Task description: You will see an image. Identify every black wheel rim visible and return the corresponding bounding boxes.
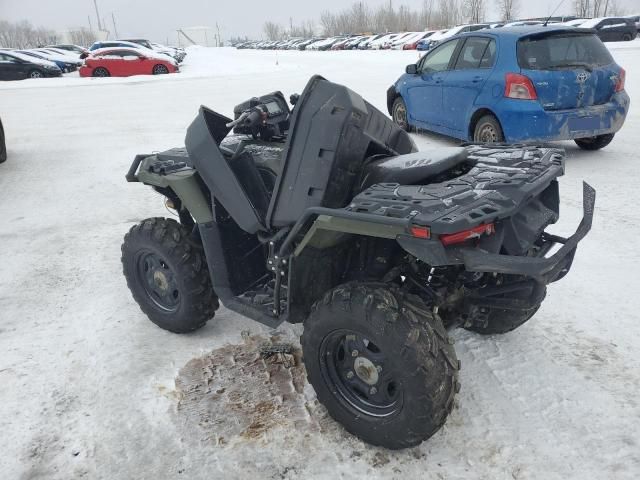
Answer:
[476,122,498,143]
[319,329,402,417]
[135,251,180,312]
[153,65,168,74]
[393,102,408,129]
[94,68,108,77]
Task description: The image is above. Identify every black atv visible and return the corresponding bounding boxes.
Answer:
[122,75,595,449]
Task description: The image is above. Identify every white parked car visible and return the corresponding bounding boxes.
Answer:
[369,33,399,50]
[385,32,415,49]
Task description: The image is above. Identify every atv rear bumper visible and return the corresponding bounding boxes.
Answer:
[459,182,595,284]
[394,182,594,285]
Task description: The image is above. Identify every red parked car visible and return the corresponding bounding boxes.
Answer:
[79,48,178,77]
[402,31,435,50]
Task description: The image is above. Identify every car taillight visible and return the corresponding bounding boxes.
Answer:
[615,67,626,92]
[504,73,537,100]
[409,225,431,239]
[440,223,495,246]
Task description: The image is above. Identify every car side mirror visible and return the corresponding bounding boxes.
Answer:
[139,56,147,60]
[406,64,418,74]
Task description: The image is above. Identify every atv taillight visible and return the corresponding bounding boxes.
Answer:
[440,223,495,246]
[615,67,626,92]
[410,225,431,239]
[504,73,537,100]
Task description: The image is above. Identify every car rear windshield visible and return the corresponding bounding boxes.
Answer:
[517,33,613,70]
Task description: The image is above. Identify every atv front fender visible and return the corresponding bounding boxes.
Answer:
[126,153,214,224]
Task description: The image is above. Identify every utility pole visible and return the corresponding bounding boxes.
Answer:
[88,15,93,32]
[93,0,103,30]
[216,23,221,47]
[111,13,119,38]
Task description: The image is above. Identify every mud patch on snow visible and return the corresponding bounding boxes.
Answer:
[173,332,323,446]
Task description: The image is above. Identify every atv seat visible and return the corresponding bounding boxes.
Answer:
[359,148,470,191]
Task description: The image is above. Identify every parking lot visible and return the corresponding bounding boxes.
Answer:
[1,42,639,479]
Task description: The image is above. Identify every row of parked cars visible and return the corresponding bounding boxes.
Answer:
[236,15,639,52]
[0,39,186,80]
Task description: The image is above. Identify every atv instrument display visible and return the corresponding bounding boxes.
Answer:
[122,75,595,449]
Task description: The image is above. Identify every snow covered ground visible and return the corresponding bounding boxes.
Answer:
[1,42,639,480]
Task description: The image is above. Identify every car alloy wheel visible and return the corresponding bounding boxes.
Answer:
[93,68,110,77]
[153,64,169,75]
[29,70,43,79]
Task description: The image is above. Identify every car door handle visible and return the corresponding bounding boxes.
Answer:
[471,76,484,83]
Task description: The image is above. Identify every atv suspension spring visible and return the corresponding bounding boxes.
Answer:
[426,267,449,289]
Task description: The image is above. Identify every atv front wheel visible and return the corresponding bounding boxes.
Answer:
[121,217,219,333]
[302,282,459,449]
[575,133,614,151]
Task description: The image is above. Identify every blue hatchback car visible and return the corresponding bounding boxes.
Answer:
[387,26,630,150]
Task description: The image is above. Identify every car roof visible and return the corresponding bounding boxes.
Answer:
[457,24,594,38]
[91,47,141,55]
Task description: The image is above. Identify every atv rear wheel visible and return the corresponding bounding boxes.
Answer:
[575,133,614,151]
[462,283,547,335]
[464,305,542,335]
[302,282,459,449]
[121,217,219,333]
[392,97,412,132]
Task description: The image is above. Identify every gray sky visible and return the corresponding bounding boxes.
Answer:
[0,0,635,43]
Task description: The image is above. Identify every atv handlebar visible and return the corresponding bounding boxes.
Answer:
[226,107,264,129]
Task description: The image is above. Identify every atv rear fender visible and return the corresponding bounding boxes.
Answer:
[290,182,594,285]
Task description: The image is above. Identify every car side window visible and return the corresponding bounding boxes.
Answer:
[420,39,460,74]
[454,37,492,70]
[0,54,19,63]
[479,39,496,68]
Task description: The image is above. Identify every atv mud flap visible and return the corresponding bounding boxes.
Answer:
[461,182,595,284]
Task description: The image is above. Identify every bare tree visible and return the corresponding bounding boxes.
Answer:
[605,0,626,15]
[0,19,57,48]
[574,0,591,17]
[263,21,283,41]
[497,0,519,21]
[463,0,486,23]
[420,0,436,29]
[69,28,97,47]
[290,20,315,38]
